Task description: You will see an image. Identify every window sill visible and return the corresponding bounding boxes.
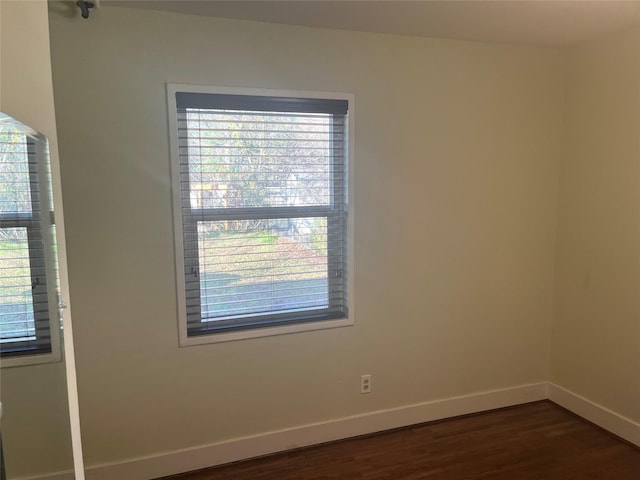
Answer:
[179,316,354,346]
[0,349,62,368]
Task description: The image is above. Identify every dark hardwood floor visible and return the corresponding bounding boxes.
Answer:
[160,401,640,479]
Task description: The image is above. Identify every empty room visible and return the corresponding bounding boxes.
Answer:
[0,1,638,479]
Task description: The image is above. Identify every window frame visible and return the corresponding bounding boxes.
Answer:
[167,84,354,346]
[0,125,61,368]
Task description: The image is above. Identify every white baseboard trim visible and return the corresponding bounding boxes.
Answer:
[21,382,640,480]
[547,382,640,447]
[80,383,546,480]
[14,470,74,480]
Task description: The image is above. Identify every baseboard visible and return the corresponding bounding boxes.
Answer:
[21,382,639,480]
[13,470,74,480]
[548,382,640,447]
[80,383,546,480]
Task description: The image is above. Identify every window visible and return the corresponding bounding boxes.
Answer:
[168,86,353,344]
[0,115,59,363]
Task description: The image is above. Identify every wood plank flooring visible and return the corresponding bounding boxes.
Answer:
[159,401,640,479]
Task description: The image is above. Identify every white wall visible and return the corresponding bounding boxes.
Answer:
[48,5,564,470]
[0,1,74,478]
[551,26,640,423]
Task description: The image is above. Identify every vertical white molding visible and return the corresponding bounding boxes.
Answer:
[38,0,87,475]
[50,69,87,480]
[0,0,86,477]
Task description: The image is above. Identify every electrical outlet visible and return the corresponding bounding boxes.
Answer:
[360,374,372,394]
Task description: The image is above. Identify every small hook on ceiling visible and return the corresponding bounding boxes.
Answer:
[76,0,96,19]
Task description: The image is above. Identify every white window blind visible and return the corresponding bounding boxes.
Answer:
[174,92,349,337]
[0,125,55,357]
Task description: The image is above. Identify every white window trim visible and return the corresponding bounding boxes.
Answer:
[166,84,355,346]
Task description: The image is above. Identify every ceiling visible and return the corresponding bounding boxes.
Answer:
[103,1,640,47]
